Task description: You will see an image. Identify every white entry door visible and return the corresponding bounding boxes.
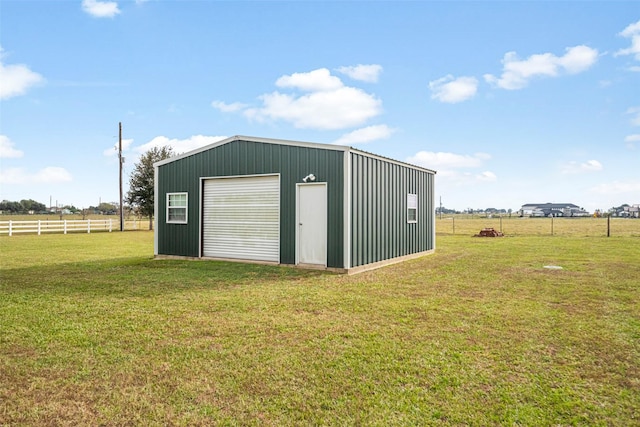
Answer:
[297,183,327,266]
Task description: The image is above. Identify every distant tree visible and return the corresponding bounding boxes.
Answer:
[96,202,117,214]
[20,199,34,212]
[126,146,174,230]
[32,200,47,212]
[0,200,21,213]
[20,199,46,212]
[0,199,46,213]
[435,206,458,215]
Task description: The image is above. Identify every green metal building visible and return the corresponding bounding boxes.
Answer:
[154,135,436,273]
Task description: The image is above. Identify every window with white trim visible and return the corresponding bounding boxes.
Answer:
[167,192,188,223]
[407,193,417,223]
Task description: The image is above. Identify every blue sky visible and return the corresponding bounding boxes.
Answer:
[1,1,639,212]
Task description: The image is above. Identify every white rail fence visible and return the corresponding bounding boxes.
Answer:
[0,219,142,236]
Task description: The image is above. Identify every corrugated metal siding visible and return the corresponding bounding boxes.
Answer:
[350,152,434,268]
[202,176,279,262]
[156,140,344,267]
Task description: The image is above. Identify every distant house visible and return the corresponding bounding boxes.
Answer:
[613,204,640,218]
[48,207,72,215]
[519,203,589,217]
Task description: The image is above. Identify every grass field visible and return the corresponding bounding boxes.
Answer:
[1,229,639,425]
[436,215,640,237]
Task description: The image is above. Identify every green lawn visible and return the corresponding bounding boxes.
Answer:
[1,232,638,425]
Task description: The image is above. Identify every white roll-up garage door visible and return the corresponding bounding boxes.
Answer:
[202,175,280,262]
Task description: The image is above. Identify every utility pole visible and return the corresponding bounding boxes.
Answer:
[119,122,124,232]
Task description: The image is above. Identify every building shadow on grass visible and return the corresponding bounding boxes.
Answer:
[1,257,331,298]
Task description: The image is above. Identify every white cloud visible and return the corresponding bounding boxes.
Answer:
[624,134,640,149]
[337,64,383,83]
[34,167,73,183]
[244,85,382,130]
[407,151,490,169]
[620,19,640,38]
[81,0,121,18]
[0,135,24,158]
[0,133,71,185]
[216,68,382,130]
[477,171,497,182]
[429,75,478,103]
[561,159,603,174]
[407,151,495,184]
[332,124,394,145]
[484,45,598,90]
[211,100,248,113]
[583,159,604,172]
[615,19,640,60]
[0,46,45,100]
[590,179,640,195]
[276,68,343,92]
[103,138,134,156]
[556,45,600,74]
[436,169,498,186]
[134,135,227,155]
[0,167,72,184]
[627,107,640,126]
